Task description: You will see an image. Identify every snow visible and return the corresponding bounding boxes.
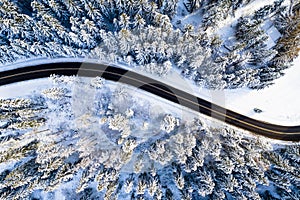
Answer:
[267,26,281,42]
[0,76,218,185]
[173,8,203,29]
[213,0,281,50]
[0,160,17,174]
[224,56,300,126]
[0,0,297,126]
[0,78,52,98]
[262,20,281,49]
[0,74,219,134]
[155,55,300,127]
[233,0,276,18]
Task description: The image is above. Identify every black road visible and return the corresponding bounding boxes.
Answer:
[0,62,299,141]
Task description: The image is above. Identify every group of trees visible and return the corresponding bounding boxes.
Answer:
[0,0,298,89]
[254,2,300,89]
[235,17,275,66]
[203,0,299,89]
[181,0,299,89]
[271,7,300,68]
[0,75,299,199]
[0,97,46,131]
[1,0,177,63]
[195,0,254,29]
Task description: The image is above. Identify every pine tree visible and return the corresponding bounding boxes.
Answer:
[48,0,70,22]
[202,1,231,29]
[81,0,102,20]
[133,14,146,30]
[162,0,179,18]
[62,0,83,17]
[184,0,202,13]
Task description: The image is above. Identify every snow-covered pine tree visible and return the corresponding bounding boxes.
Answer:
[61,0,83,18]
[161,0,179,18]
[202,1,231,29]
[81,0,102,21]
[184,0,202,13]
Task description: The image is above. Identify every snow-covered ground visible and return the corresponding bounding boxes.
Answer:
[0,1,299,199]
[224,56,300,126]
[0,78,51,98]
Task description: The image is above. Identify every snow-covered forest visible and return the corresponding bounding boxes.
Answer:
[1,0,300,199]
[0,75,299,199]
[0,0,299,89]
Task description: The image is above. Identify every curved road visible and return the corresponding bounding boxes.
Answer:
[0,62,300,142]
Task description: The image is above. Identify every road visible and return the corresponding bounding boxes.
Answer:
[0,62,299,142]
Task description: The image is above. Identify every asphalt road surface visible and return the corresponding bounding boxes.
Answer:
[0,62,299,142]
